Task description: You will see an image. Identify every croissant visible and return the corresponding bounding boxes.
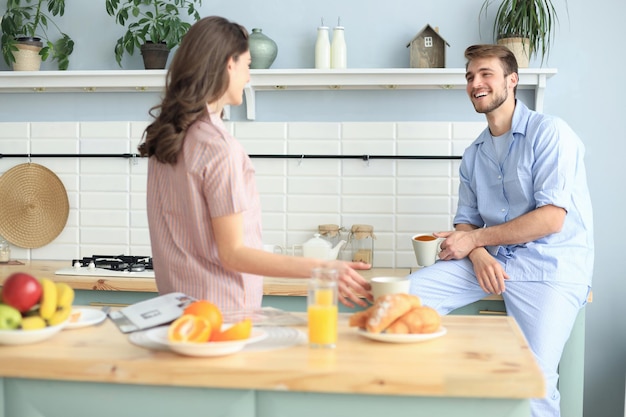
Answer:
[348,306,374,328]
[364,293,422,334]
[385,306,441,334]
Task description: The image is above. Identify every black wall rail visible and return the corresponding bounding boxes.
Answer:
[0,153,462,160]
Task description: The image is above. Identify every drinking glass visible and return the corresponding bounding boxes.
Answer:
[307,268,338,349]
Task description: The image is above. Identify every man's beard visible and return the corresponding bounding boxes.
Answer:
[473,86,508,114]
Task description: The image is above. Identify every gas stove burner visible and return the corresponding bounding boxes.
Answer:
[72,255,153,272]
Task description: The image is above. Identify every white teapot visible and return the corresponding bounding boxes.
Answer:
[301,233,346,260]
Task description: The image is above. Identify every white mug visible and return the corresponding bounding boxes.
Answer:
[263,244,284,254]
[370,276,411,301]
[411,234,442,267]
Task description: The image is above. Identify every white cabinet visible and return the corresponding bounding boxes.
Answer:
[0,68,556,120]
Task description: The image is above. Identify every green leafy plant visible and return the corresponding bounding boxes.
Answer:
[480,0,563,64]
[1,0,74,70]
[105,0,202,67]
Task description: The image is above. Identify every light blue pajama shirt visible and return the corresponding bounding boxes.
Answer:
[409,100,594,417]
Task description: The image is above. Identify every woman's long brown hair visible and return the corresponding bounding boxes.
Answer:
[138,16,249,164]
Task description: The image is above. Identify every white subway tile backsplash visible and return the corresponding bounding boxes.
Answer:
[397,178,450,196]
[80,122,129,138]
[288,123,340,139]
[342,196,394,214]
[31,122,78,138]
[397,140,451,155]
[0,123,29,138]
[234,122,286,139]
[288,195,340,213]
[342,122,395,139]
[80,174,129,192]
[342,140,395,155]
[397,196,451,214]
[4,120,467,267]
[31,139,79,154]
[397,122,451,139]
[80,192,129,210]
[288,177,339,194]
[81,210,129,227]
[80,138,129,153]
[288,140,340,155]
[341,178,395,195]
[80,228,129,245]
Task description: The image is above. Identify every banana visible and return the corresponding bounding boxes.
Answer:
[38,278,58,320]
[21,316,47,330]
[55,282,75,310]
[47,283,75,326]
[48,307,72,327]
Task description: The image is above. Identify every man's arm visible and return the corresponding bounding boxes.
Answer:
[438,204,566,260]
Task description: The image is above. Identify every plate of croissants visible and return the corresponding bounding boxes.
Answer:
[349,293,447,343]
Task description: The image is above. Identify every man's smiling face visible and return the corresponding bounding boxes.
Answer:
[465,57,514,115]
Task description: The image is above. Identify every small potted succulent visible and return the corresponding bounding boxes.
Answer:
[1,0,74,70]
[480,0,562,67]
[105,0,202,69]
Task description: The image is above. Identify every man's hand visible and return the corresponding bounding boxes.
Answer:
[468,248,509,294]
[435,230,478,260]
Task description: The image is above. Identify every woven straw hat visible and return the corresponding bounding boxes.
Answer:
[0,163,69,248]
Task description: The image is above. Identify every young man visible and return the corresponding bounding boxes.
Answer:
[408,44,594,417]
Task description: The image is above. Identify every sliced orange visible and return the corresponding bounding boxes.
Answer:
[168,314,212,343]
[184,300,223,333]
[211,318,252,342]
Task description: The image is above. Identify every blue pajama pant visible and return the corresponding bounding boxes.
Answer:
[408,257,590,417]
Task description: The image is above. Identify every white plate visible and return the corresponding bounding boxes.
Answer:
[145,326,267,357]
[0,321,67,345]
[65,308,107,330]
[357,326,447,343]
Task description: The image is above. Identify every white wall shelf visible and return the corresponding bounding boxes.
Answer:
[0,68,556,119]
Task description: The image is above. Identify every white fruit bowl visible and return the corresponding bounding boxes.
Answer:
[0,321,67,346]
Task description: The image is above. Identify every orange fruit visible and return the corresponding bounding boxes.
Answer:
[168,314,212,343]
[183,300,223,332]
[211,318,252,342]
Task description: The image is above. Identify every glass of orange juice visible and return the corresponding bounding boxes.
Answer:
[307,268,338,349]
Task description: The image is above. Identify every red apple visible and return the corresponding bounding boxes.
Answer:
[1,272,43,313]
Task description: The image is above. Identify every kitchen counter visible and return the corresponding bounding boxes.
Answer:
[0,260,504,299]
[0,312,544,417]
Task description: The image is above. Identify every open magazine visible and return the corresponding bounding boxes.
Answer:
[108,292,306,333]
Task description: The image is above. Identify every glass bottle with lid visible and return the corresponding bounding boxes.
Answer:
[330,18,347,69]
[348,224,375,267]
[314,19,330,69]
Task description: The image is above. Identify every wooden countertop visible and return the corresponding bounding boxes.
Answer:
[0,260,505,300]
[0,311,544,399]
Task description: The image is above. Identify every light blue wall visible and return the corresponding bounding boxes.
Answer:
[1,1,625,416]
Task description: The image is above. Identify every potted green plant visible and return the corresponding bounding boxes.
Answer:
[105,0,202,69]
[479,0,562,67]
[1,0,74,71]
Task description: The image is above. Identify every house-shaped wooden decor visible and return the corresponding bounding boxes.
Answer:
[406,24,450,68]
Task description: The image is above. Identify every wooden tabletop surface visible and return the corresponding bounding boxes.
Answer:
[0,310,544,399]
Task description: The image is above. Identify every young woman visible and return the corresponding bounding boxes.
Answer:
[138,16,372,311]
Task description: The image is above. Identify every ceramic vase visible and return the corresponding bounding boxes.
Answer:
[140,42,170,70]
[248,28,278,69]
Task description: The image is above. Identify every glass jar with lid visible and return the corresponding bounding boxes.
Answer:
[0,235,10,263]
[317,224,345,249]
[348,224,375,267]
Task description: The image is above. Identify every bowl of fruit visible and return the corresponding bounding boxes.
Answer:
[0,272,75,345]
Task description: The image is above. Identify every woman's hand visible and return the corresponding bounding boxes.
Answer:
[323,260,373,308]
